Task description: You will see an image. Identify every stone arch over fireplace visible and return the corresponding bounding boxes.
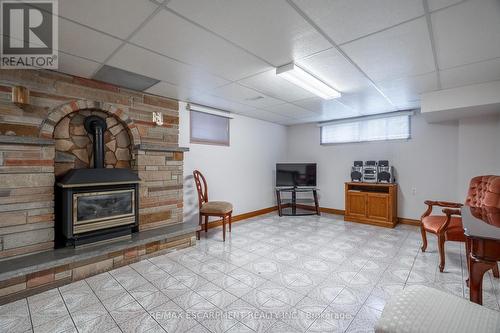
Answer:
[40,100,141,145]
[41,100,141,178]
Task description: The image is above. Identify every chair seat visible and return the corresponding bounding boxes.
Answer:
[422,215,465,241]
[200,201,233,214]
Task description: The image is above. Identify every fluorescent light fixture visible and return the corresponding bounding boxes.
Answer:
[276,63,341,100]
[187,103,234,118]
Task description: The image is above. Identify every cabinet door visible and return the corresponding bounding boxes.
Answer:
[366,193,390,221]
[347,192,366,218]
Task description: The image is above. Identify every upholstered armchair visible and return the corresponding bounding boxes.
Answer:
[421,175,500,273]
[193,170,233,241]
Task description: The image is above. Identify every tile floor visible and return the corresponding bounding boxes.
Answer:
[1,213,500,333]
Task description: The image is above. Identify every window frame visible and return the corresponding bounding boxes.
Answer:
[189,110,231,146]
[319,113,412,145]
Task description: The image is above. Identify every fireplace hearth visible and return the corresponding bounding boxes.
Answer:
[55,115,141,247]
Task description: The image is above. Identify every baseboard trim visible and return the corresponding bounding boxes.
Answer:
[398,218,421,226]
[293,204,344,215]
[204,204,420,229]
[319,207,345,215]
[293,204,420,226]
[206,206,278,229]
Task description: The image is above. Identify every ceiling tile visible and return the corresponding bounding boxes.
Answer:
[293,97,359,119]
[341,18,435,82]
[57,53,101,78]
[207,83,284,108]
[293,0,424,44]
[296,48,372,93]
[186,93,257,114]
[440,58,500,89]
[239,69,315,102]
[427,0,463,12]
[337,86,395,116]
[236,109,295,124]
[145,81,195,101]
[167,0,331,66]
[59,0,158,39]
[432,0,500,69]
[59,18,122,62]
[377,72,438,108]
[294,114,337,123]
[131,10,270,81]
[261,103,316,119]
[107,44,229,91]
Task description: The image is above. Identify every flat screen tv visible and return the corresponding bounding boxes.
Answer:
[276,163,317,187]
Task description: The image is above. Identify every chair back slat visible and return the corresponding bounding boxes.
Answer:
[193,170,208,209]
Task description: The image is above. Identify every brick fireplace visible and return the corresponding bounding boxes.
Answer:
[0,70,195,303]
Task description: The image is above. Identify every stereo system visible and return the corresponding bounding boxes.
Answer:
[363,160,378,183]
[377,160,394,183]
[350,160,395,183]
[350,161,363,182]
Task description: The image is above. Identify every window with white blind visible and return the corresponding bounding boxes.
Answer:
[190,110,230,146]
[320,113,411,145]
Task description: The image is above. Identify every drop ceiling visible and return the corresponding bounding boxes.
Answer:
[50,0,500,125]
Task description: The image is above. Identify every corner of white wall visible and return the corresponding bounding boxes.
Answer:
[178,103,289,221]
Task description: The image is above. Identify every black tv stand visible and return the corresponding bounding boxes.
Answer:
[275,187,320,216]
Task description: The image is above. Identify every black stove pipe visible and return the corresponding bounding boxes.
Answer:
[84,116,107,169]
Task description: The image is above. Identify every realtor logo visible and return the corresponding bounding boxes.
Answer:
[1,0,58,69]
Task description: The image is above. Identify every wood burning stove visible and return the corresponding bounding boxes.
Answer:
[55,115,140,247]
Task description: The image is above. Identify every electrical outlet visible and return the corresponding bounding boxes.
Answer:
[412,188,417,196]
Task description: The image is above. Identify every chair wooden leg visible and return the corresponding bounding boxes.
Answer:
[493,262,499,278]
[228,213,232,232]
[222,215,226,242]
[438,234,446,272]
[466,239,471,287]
[197,213,202,240]
[420,225,428,252]
[204,215,208,233]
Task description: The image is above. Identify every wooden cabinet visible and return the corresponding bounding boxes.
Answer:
[346,191,366,218]
[344,182,397,228]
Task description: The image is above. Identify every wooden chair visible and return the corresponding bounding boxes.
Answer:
[421,175,500,274]
[193,170,233,241]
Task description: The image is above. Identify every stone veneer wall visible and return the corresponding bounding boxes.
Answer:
[0,69,186,260]
[54,110,132,177]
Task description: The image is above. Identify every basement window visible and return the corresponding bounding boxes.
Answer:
[190,110,230,146]
[320,112,411,145]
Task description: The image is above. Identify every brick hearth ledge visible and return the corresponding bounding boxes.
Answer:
[0,220,200,305]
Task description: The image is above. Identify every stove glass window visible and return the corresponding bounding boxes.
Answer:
[75,190,134,223]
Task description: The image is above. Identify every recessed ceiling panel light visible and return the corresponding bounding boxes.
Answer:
[276,63,341,100]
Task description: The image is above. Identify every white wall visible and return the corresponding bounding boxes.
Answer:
[457,115,500,199]
[179,102,287,221]
[179,100,500,222]
[286,113,500,220]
